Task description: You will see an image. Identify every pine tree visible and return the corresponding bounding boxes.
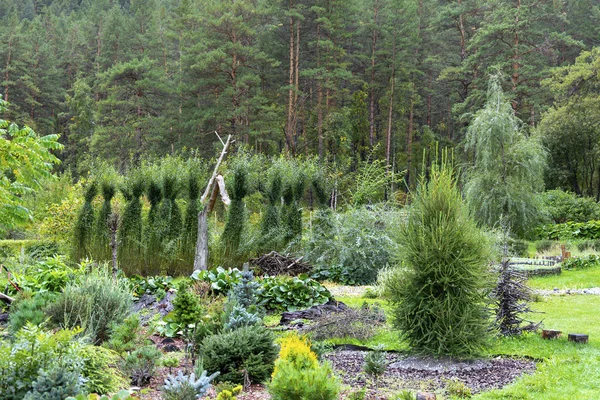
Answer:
[385,160,492,357]
[118,175,145,275]
[93,180,116,262]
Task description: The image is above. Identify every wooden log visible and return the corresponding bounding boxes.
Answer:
[0,292,14,304]
[568,334,589,344]
[416,393,436,400]
[542,329,562,340]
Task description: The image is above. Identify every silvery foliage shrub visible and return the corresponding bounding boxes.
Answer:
[306,206,400,285]
[0,323,86,400]
[224,267,263,331]
[23,367,84,400]
[163,370,220,399]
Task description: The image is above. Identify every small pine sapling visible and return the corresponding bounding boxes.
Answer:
[363,345,387,377]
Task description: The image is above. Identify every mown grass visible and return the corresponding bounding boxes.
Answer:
[528,264,600,290]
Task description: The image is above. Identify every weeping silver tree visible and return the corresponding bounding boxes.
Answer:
[464,75,546,237]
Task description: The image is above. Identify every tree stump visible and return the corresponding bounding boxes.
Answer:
[568,334,589,344]
[416,393,436,400]
[542,329,562,340]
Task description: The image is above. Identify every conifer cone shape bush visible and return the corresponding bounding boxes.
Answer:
[94,181,116,261]
[73,182,97,261]
[222,166,248,264]
[118,177,145,275]
[182,174,200,268]
[385,163,492,357]
[145,179,163,276]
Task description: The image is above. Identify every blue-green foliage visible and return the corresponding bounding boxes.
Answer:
[0,324,86,400]
[306,207,397,285]
[163,370,220,399]
[23,367,83,400]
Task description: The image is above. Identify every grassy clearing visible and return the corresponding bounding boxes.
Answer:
[528,265,600,289]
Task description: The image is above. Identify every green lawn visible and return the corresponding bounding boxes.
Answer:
[528,265,600,290]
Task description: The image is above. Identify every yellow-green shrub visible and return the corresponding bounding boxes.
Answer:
[269,333,340,400]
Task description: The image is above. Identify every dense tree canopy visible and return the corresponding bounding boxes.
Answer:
[0,0,596,183]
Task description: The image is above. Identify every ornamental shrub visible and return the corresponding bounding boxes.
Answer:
[200,325,278,384]
[222,166,248,264]
[181,173,200,269]
[23,366,82,400]
[268,332,340,400]
[119,176,145,275]
[385,163,492,357]
[540,189,600,224]
[46,268,132,344]
[80,346,128,395]
[94,181,116,262]
[172,281,202,331]
[73,182,97,261]
[0,324,86,400]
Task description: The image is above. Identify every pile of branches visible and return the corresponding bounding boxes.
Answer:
[280,302,385,340]
[250,251,312,277]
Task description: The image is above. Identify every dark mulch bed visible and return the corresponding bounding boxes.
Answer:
[323,350,537,398]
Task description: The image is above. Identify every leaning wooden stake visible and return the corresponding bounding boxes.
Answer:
[193,134,233,271]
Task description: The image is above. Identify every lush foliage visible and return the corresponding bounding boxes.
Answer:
[385,163,492,357]
[540,190,600,224]
[562,255,600,271]
[200,325,278,384]
[0,324,85,400]
[0,99,63,231]
[538,220,600,240]
[259,275,331,312]
[46,269,132,343]
[306,206,398,285]
[363,345,388,377]
[464,76,546,237]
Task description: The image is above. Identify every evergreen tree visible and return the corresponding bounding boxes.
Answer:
[464,75,546,237]
[93,180,116,261]
[118,175,145,275]
[222,165,248,264]
[385,160,492,357]
[73,181,97,261]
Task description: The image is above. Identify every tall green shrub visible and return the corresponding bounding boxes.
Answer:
[145,179,163,276]
[93,181,116,261]
[385,163,492,357]
[181,174,200,268]
[160,175,182,274]
[118,177,144,275]
[260,171,282,250]
[222,166,248,264]
[73,182,97,261]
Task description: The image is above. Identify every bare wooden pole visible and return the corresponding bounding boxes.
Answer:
[194,134,234,271]
[0,292,14,304]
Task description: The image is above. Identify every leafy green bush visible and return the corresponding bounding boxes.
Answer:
[535,240,555,253]
[192,267,243,293]
[540,189,600,224]
[538,220,600,240]
[562,255,600,270]
[0,324,86,400]
[385,164,492,357]
[508,238,528,257]
[80,346,128,395]
[11,295,54,336]
[23,367,82,400]
[305,206,398,285]
[46,269,132,343]
[259,274,331,312]
[200,325,278,384]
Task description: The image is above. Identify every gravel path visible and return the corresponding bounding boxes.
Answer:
[323,350,536,397]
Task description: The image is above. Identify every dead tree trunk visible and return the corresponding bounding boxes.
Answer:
[193,134,233,271]
[0,292,14,305]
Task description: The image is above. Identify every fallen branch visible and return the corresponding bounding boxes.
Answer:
[0,292,14,304]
